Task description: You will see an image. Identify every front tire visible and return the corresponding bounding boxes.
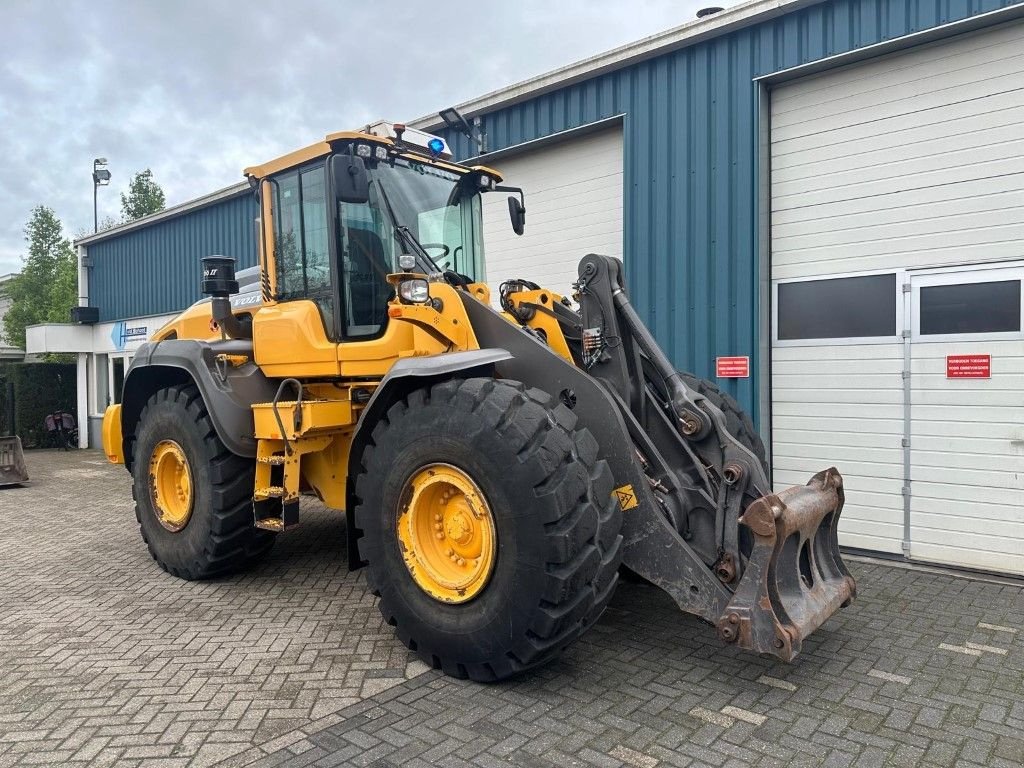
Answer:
[132,385,275,579]
[355,378,623,682]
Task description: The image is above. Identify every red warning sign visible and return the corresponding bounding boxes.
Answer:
[716,356,750,378]
[946,354,990,379]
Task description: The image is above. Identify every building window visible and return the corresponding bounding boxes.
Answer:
[919,280,1021,336]
[93,354,109,412]
[777,274,897,341]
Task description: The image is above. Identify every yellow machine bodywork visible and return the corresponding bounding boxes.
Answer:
[103,128,529,530]
[108,270,569,528]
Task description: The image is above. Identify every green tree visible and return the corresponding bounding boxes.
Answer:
[120,168,166,221]
[2,206,77,349]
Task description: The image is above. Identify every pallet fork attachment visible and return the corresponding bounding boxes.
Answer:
[717,468,856,660]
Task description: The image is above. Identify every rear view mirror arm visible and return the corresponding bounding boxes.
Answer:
[494,185,524,206]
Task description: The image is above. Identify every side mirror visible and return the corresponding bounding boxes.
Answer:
[330,154,370,204]
[507,196,526,236]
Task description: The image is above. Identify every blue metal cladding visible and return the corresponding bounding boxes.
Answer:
[436,0,1017,422]
[87,191,259,322]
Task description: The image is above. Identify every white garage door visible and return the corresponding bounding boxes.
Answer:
[769,21,1024,573]
[480,126,623,301]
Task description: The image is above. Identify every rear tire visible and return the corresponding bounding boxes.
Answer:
[355,378,623,682]
[132,385,275,579]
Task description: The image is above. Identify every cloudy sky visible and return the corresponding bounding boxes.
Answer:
[0,0,709,275]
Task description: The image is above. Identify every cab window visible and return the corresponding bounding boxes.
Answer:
[272,163,336,337]
[338,201,393,338]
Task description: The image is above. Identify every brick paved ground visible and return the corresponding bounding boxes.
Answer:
[0,450,1021,768]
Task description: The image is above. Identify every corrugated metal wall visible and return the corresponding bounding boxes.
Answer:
[87,192,259,322]
[435,0,1018,420]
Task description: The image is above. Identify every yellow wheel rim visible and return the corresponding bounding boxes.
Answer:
[148,439,194,532]
[396,463,497,604]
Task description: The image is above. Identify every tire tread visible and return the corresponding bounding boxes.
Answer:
[355,377,623,682]
[133,384,274,580]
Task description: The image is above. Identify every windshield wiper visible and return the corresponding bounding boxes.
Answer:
[371,179,442,274]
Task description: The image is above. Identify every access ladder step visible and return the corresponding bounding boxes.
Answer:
[253,499,299,532]
[254,486,285,500]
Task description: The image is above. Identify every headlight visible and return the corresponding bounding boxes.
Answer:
[355,144,372,158]
[399,278,430,304]
[398,253,416,271]
[374,145,388,161]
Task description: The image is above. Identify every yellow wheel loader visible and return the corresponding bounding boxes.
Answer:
[103,124,856,681]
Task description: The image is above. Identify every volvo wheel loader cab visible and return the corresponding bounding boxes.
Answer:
[103,123,856,681]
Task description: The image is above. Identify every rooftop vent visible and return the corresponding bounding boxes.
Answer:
[696,6,724,17]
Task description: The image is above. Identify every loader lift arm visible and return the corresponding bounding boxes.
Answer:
[477,255,856,661]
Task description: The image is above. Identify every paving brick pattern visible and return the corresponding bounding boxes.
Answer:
[1,451,1022,768]
[0,451,422,768]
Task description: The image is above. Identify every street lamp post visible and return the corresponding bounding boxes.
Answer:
[92,158,111,232]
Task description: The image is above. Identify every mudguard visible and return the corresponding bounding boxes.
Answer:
[120,338,277,463]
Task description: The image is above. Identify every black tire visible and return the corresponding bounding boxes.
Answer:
[678,371,767,472]
[132,384,275,579]
[355,378,623,682]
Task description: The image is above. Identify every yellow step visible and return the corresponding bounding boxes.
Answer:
[254,486,284,500]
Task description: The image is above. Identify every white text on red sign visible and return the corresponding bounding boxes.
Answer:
[946,354,990,379]
[716,356,750,378]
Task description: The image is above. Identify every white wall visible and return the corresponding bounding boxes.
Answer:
[480,126,624,301]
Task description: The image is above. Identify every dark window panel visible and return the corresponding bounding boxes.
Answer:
[778,274,897,340]
[919,280,1021,335]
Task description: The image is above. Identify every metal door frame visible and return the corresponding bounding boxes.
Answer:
[901,259,1024,559]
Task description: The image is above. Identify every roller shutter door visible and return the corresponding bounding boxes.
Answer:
[480,126,623,301]
[769,21,1024,573]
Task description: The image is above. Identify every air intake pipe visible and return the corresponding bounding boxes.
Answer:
[201,256,251,340]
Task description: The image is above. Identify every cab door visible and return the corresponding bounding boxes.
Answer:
[253,163,343,378]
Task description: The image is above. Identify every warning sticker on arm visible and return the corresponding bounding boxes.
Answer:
[613,484,638,511]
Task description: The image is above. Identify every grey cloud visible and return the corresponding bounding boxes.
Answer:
[0,0,705,274]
